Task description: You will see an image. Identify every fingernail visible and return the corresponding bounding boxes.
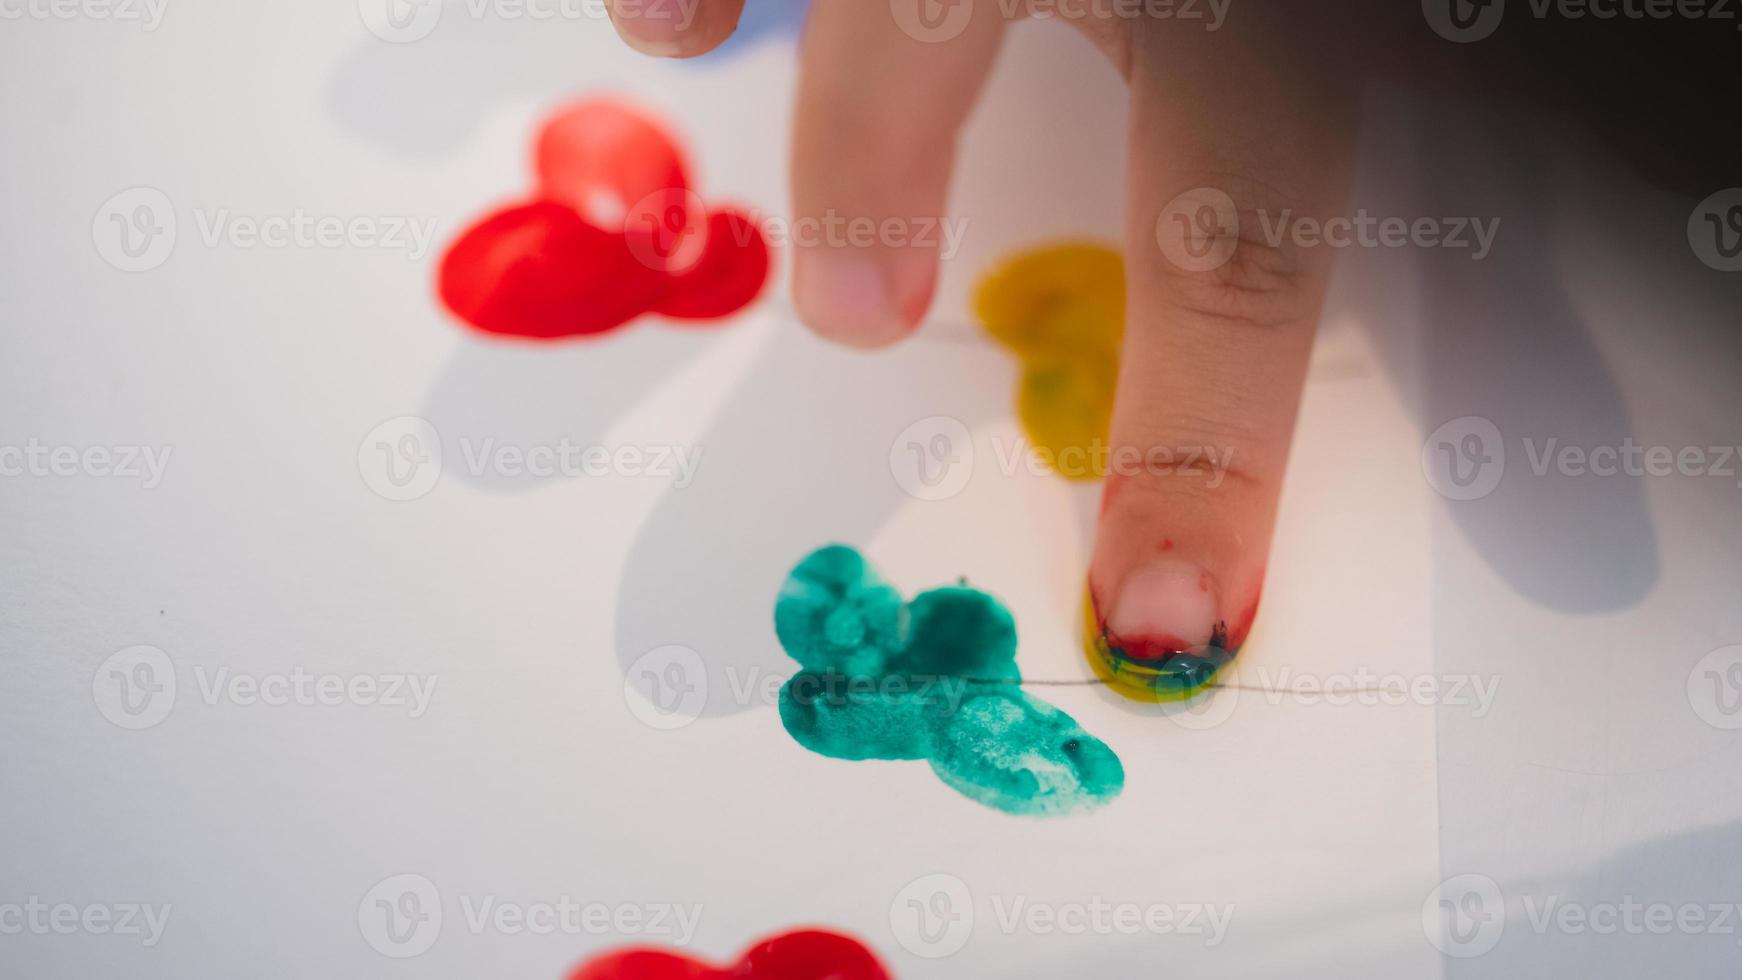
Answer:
[1091,560,1232,697]
[792,253,922,349]
[608,7,692,57]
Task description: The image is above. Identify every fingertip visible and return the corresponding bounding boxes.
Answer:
[791,252,933,349]
[607,0,742,58]
[1102,559,1221,657]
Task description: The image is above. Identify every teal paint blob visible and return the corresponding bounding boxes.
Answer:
[774,545,1124,817]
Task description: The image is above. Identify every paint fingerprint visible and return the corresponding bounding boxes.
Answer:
[568,927,888,980]
[439,99,770,340]
[974,242,1123,481]
[775,545,1124,818]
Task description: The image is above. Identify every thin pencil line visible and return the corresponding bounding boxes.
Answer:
[962,677,1399,695]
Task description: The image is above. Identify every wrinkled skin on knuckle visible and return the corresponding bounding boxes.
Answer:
[1160,227,1314,330]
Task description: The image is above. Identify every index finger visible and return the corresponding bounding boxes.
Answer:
[605,0,746,57]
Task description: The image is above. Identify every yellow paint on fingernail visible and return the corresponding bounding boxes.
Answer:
[1080,586,1225,704]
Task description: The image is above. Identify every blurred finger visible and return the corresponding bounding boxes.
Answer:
[789,0,1009,347]
[605,0,746,57]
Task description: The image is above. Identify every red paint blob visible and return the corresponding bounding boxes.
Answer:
[568,929,889,980]
[653,210,772,321]
[535,101,691,223]
[439,201,664,339]
[439,99,770,340]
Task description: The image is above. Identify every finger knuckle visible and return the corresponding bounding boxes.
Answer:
[1160,230,1314,330]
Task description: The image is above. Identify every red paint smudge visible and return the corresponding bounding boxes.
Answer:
[440,100,770,340]
[568,929,889,980]
[1103,629,1195,660]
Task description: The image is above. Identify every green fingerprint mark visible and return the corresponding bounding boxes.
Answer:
[775,545,1124,817]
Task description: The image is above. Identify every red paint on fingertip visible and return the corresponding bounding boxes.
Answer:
[1103,629,1196,661]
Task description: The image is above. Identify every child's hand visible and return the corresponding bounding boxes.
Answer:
[606,0,1359,684]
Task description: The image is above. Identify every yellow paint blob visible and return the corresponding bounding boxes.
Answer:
[974,243,1124,482]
